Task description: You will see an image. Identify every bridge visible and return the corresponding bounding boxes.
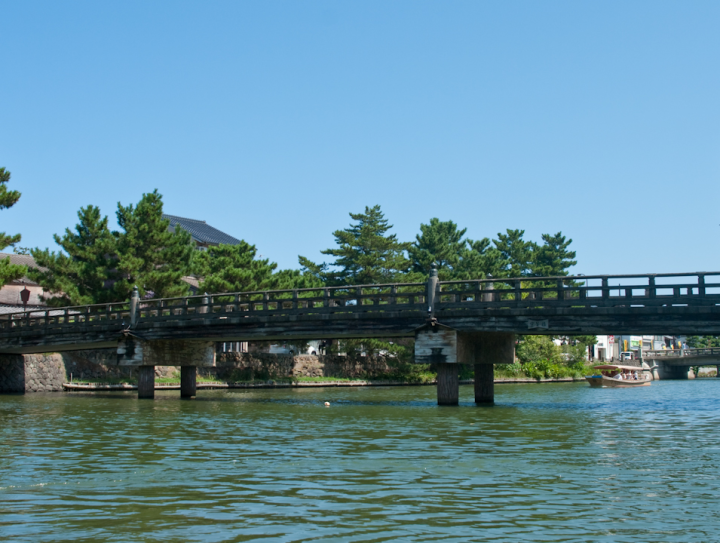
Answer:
[1,267,719,404]
[644,347,720,379]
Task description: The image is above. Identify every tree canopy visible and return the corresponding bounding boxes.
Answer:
[114,190,195,299]
[408,218,467,278]
[299,205,411,285]
[30,206,119,306]
[194,242,321,293]
[31,190,196,304]
[0,167,27,286]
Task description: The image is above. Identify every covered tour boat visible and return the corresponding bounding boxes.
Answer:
[585,365,652,388]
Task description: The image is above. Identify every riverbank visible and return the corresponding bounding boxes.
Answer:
[2,349,595,394]
[63,376,587,391]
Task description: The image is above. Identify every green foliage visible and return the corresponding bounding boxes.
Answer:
[455,238,505,279]
[407,223,577,282]
[408,218,467,278]
[686,335,720,348]
[299,205,411,285]
[509,334,592,379]
[29,206,120,306]
[32,190,196,303]
[516,335,563,366]
[193,242,323,298]
[531,232,577,277]
[493,229,536,278]
[0,167,27,286]
[114,190,195,299]
[194,242,279,293]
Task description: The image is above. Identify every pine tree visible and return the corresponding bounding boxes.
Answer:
[531,232,577,277]
[493,229,537,278]
[29,206,120,306]
[455,238,505,279]
[0,167,27,286]
[299,205,411,285]
[194,242,280,293]
[408,218,467,278]
[114,190,195,299]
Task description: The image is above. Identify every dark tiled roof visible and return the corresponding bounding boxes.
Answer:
[163,214,241,246]
[0,253,44,284]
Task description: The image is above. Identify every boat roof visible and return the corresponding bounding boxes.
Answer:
[594,364,646,371]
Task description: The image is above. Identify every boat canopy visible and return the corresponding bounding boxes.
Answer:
[593,364,648,371]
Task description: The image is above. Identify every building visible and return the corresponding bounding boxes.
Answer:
[163,214,242,250]
[0,215,242,311]
[0,253,50,314]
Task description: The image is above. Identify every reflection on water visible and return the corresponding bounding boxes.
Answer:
[1,381,720,542]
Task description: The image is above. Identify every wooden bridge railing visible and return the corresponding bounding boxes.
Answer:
[0,271,718,337]
[433,272,720,312]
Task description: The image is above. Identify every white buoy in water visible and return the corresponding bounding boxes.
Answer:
[324,402,330,407]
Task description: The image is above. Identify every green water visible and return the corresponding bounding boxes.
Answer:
[1,381,719,542]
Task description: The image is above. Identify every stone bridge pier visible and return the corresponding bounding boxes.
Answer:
[415,324,515,405]
[117,338,215,399]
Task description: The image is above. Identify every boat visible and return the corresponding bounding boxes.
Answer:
[585,364,652,388]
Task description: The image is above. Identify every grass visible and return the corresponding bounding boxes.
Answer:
[67,362,594,387]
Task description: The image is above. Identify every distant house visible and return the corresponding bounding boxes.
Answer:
[163,214,242,296]
[0,216,242,311]
[0,253,49,314]
[163,214,242,250]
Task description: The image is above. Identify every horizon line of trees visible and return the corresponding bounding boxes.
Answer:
[0,170,577,307]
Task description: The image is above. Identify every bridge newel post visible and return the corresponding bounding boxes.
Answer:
[648,276,656,300]
[181,366,197,398]
[427,264,438,317]
[130,286,139,328]
[138,366,155,399]
[482,275,494,303]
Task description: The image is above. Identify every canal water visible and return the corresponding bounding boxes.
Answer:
[1,380,719,542]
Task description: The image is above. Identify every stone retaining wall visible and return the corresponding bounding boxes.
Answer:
[0,349,403,393]
[207,353,398,381]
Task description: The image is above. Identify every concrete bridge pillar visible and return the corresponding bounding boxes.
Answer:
[181,366,197,398]
[117,338,214,399]
[436,363,459,405]
[138,366,155,399]
[471,332,515,404]
[415,324,514,406]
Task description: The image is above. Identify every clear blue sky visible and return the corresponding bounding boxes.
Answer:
[1,1,718,275]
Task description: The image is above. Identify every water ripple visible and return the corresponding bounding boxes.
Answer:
[1,381,720,541]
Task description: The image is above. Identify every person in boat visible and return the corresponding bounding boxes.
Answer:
[616,372,623,380]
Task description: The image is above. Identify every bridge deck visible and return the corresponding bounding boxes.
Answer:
[2,272,720,354]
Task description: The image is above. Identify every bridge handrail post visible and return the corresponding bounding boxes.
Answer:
[601,277,609,302]
[514,281,521,304]
[647,276,656,300]
[698,274,706,297]
[129,286,139,327]
[427,264,438,317]
[482,275,494,303]
[557,279,564,301]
